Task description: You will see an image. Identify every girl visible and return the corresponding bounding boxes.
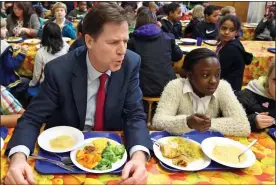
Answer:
[161,2,183,39]
[152,48,250,137]
[184,5,204,38]
[6,2,40,38]
[216,15,253,91]
[236,60,275,132]
[192,5,220,39]
[29,22,69,86]
[128,8,183,97]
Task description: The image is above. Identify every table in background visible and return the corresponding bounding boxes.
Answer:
[241,25,256,41]
[1,128,275,184]
[179,41,275,85]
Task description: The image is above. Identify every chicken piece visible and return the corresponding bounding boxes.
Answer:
[84,145,96,153]
[172,155,188,167]
[160,144,181,159]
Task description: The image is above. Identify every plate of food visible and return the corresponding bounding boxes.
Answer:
[70,137,127,173]
[24,38,41,45]
[243,23,258,28]
[6,37,23,43]
[203,40,218,46]
[201,137,256,168]
[0,137,4,151]
[62,37,72,42]
[153,136,211,171]
[38,126,84,153]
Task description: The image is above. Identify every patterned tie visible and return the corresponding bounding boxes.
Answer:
[94,74,108,131]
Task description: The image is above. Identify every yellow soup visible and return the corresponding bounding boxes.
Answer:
[212,145,246,164]
[49,135,75,150]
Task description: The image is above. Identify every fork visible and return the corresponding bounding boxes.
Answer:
[50,153,73,165]
[238,139,257,162]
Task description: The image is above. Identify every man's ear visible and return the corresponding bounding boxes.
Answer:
[84,34,95,49]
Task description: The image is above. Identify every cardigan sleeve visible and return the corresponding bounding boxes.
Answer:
[152,79,193,135]
[29,14,41,30]
[209,80,251,137]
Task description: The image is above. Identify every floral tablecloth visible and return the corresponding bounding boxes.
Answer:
[1,128,275,185]
[241,26,256,41]
[180,41,275,85]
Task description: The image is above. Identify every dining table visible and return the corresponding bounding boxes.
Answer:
[1,128,275,185]
[178,40,275,86]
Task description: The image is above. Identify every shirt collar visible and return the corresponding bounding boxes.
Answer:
[182,78,217,98]
[86,51,111,81]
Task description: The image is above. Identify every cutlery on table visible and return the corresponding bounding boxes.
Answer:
[50,153,73,165]
[29,154,74,172]
[238,139,257,162]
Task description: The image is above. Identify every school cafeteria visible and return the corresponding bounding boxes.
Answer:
[0,1,275,185]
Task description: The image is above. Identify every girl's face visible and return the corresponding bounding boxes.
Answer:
[55,8,66,19]
[188,57,221,98]
[206,10,220,24]
[13,3,23,18]
[169,7,182,22]
[219,20,238,43]
[268,67,276,100]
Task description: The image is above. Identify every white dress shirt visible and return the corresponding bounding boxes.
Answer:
[9,51,150,159]
[183,78,217,115]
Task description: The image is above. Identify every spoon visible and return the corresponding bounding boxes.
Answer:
[238,139,257,162]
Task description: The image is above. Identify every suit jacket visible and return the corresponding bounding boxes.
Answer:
[6,46,153,155]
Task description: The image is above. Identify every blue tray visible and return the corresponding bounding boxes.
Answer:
[267,48,275,53]
[151,130,233,171]
[268,128,275,140]
[0,127,8,139]
[35,132,125,174]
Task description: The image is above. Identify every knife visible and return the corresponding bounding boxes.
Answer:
[30,154,75,172]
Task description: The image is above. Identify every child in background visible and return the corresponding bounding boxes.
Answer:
[29,22,69,86]
[193,5,220,39]
[68,2,88,19]
[236,60,275,132]
[0,18,28,92]
[184,5,204,38]
[220,6,236,16]
[152,48,250,137]
[1,85,25,127]
[216,15,252,91]
[69,19,85,51]
[161,2,183,39]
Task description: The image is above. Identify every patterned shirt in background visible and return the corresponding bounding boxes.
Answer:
[0,85,22,115]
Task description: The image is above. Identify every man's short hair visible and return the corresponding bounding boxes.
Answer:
[83,3,129,39]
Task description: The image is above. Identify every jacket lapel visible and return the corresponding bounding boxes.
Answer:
[72,47,88,130]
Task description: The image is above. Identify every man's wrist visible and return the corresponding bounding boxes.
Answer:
[10,152,27,163]
[131,151,147,163]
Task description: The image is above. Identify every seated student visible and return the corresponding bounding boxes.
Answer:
[152,48,250,137]
[29,22,69,87]
[161,2,183,39]
[255,4,276,41]
[184,5,204,38]
[216,15,252,91]
[39,2,76,39]
[128,8,183,97]
[68,2,88,19]
[0,18,28,92]
[69,19,85,51]
[1,85,25,127]
[192,5,220,39]
[236,61,275,132]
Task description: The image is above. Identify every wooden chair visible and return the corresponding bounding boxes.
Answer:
[142,96,160,126]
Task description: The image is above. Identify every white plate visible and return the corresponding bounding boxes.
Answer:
[70,137,127,173]
[243,23,258,28]
[0,137,4,151]
[153,136,211,171]
[203,40,218,46]
[62,37,72,42]
[38,126,84,153]
[6,37,23,43]
[180,38,197,43]
[201,137,256,168]
[23,39,41,45]
[180,46,202,52]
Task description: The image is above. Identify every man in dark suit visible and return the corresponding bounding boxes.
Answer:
[5,3,152,185]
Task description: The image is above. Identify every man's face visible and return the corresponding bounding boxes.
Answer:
[85,21,129,72]
[79,2,87,11]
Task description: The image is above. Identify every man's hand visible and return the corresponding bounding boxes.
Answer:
[187,113,211,132]
[5,153,36,185]
[120,151,148,185]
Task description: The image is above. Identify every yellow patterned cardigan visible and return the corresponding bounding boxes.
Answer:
[152,78,251,137]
